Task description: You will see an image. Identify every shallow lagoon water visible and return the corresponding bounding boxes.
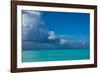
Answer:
[22,49,90,62]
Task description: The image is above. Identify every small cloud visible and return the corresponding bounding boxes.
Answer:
[48,31,56,40]
[59,38,68,45]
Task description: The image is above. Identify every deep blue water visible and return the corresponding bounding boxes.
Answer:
[22,49,90,62]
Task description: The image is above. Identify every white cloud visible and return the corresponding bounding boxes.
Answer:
[22,11,42,28]
[48,31,56,40]
[59,38,68,45]
[22,11,48,40]
[23,10,41,17]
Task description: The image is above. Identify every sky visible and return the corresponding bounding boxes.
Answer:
[42,11,90,40]
[22,10,90,50]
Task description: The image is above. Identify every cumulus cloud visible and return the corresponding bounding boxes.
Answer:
[48,31,56,40]
[22,10,49,41]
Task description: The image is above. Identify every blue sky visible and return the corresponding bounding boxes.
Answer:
[22,10,90,50]
[42,11,90,40]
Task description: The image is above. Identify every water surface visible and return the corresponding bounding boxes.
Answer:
[22,49,90,62]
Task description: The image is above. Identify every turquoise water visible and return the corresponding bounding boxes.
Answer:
[22,49,90,62]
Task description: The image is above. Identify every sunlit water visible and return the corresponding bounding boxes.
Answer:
[22,49,90,62]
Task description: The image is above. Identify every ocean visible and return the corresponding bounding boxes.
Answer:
[22,49,90,62]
